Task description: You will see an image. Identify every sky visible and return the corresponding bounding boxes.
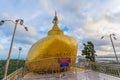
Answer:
[1,0,120,59]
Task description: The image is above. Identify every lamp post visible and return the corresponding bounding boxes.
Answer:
[16,47,22,69]
[0,19,28,80]
[101,33,119,64]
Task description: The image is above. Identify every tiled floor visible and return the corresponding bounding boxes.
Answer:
[22,70,120,80]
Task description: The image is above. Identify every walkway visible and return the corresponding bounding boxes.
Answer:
[22,70,120,80]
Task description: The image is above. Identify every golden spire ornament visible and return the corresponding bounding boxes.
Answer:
[48,11,64,35]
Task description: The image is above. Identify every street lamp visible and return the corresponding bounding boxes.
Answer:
[0,19,28,80]
[101,33,119,64]
[16,47,22,69]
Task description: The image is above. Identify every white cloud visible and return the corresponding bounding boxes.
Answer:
[77,14,120,38]
[99,45,120,52]
[1,0,120,58]
[37,0,120,56]
[0,45,5,50]
[76,15,120,55]
[77,50,82,56]
[39,0,54,16]
[0,38,9,44]
[16,24,37,37]
[0,21,38,45]
[96,50,120,56]
[29,11,42,20]
[107,0,120,14]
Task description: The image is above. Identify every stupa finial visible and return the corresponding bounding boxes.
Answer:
[52,11,58,24]
[48,11,64,35]
[55,11,57,16]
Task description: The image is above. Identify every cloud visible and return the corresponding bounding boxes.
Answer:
[0,45,5,50]
[0,38,9,44]
[77,14,120,39]
[1,0,120,59]
[99,45,120,52]
[37,0,120,56]
[76,13,120,55]
[0,21,37,45]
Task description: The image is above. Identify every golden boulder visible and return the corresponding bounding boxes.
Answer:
[25,13,78,72]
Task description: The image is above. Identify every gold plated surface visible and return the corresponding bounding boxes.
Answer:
[25,12,78,72]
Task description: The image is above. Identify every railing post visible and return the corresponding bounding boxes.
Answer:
[118,69,120,77]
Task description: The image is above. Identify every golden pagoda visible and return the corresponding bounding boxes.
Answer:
[25,12,78,72]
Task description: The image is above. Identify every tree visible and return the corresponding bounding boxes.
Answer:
[81,41,96,62]
[0,59,25,80]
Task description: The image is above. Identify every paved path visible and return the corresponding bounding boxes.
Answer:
[22,70,120,80]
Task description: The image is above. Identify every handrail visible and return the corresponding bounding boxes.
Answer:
[26,56,76,62]
[90,62,120,77]
[5,57,120,79]
[6,57,78,79]
[6,67,24,80]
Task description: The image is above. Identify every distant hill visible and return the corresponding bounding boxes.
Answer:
[96,54,120,58]
[0,59,25,80]
[77,54,120,58]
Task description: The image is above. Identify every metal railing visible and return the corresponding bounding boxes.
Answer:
[6,57,81,79]
[25,56,77,73]
[90,62,120,77]
[6,67,24,80]
[4,57,120,80]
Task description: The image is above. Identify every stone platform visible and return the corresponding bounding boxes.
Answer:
[22,68,120,80]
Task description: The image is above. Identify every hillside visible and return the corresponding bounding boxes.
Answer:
[0,59,25,80]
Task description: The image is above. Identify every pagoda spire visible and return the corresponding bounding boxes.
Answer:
[48,11,64,35]
[52,11,58,24]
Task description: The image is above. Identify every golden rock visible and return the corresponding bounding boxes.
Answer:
[25,12,78,72]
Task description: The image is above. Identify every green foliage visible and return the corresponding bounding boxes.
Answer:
[91,62,120,77]
[81,41,96,62]
[0,59,25,80]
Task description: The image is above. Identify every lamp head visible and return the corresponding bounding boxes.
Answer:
[20,19,24,25]
[19,47,22,51]
[24,26,28,31]
[101,36,104,39]
[112,33,115,36]
[0,20,5,26]
[113,37,117,40]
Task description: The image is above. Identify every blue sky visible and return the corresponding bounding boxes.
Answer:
[1,0,120,59]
